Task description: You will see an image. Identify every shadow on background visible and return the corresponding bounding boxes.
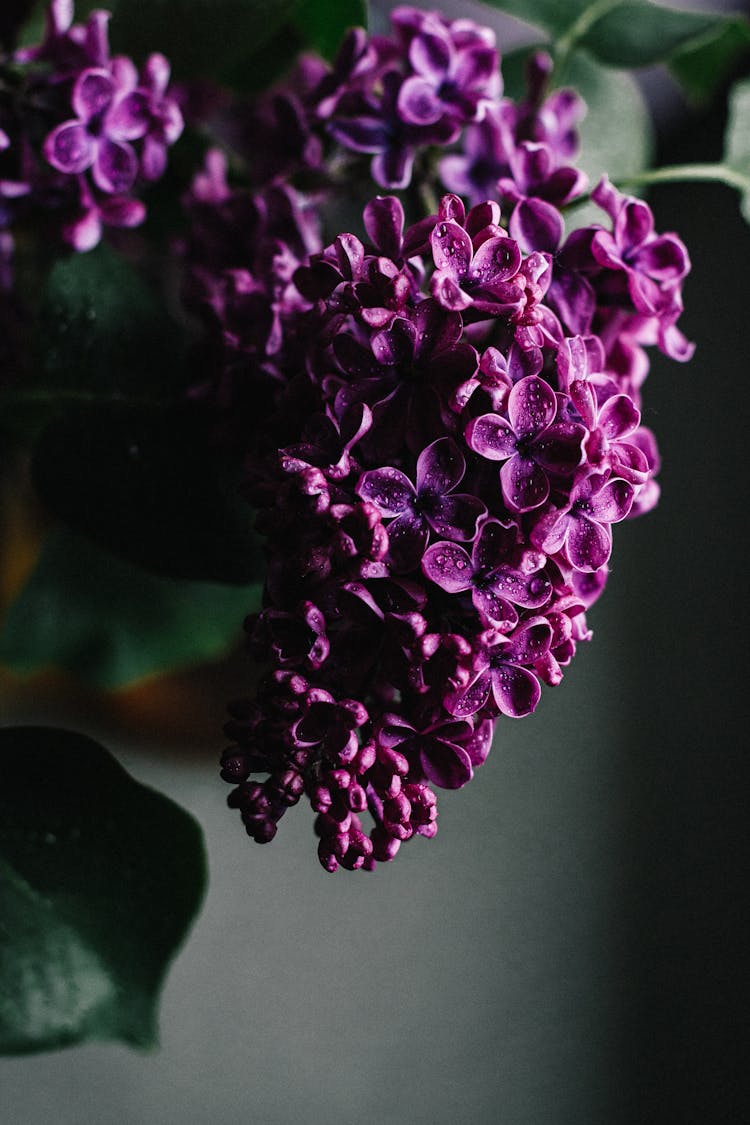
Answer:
[619,77,749,1124]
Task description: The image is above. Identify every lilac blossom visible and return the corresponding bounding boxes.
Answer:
[356,436,485,571]
[465,374,585,512]
[1,0,182,252]
[197,9,694,872]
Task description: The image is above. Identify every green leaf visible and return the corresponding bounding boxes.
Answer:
[0,726,206,1054]
[576,3,731,69]
[670,19,750,103]
[565,50,653,187]
[35,243,182,399]
[292,0,367,60]
[480,0,583,36]
[723,77,750,224]
[484,0,748,102]
[69,0,299,81]
[0,526,261,689]
[31,402,264,585]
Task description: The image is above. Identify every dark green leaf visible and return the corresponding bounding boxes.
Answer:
[31,402,264,584]
[577,3,728,69]
[0,0,36,48]
[0,727,206,1054]
[670,19,750,103]
[35,243,182,398]
[0,526,261,688]
[723,77,750,223]
[480,0,581,36]
[70,0,299,81]
[566,50,653,188]
[292,0,367,60]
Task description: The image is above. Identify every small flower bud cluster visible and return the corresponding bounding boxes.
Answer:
[0,0,182,255]
[182,8,693,870]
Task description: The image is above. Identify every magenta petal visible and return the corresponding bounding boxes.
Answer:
[98,195,145,228]
[420,738,473,790]
[508,375,556,440]
[463,718,493,766]
[490,662,541,718]
[93,138,137,193]
[430,270,473,311]
[506,618,552,663]
[472,519,515,571]
[422,541,474,592]
[588,477,634,523]
[427,492,485,540]
[532,421,585,474]
[107,90,150,140]
[488,566,551,609]
[409,28,451,81]
[363,195,404,259]
[445,669,492,718]
[430,219,472,279]
[64,207,102,251]
[473,586,518,630]
[509,198,563,254]
[469,235,521,285]
[416,436,465,494]
[618,197,653,253]
[356,466,415,515]
[387,512,430,573]
[44,122,95,174]
[140,135,167,182]
[567,513,611,571]
[631,234,689,281]
[72,68,114,123]
[500,454,549,513]
[598,394,640,441]
[398,75,444,125]
[465,413,516,461]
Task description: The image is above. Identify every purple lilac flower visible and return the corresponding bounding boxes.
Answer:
[193,10,695,872]
[0,0,182,252]
[466,374,585,512]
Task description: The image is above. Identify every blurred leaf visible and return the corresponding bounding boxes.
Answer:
[483,0,748,101]
[670,19,750,103]
[0,526,260,689]
[723,77,750,223]
[69,0,299,82]
[31,402,264,584]
[0,0,36,48]
[0,726,206,1054]
[576,3,733,69]
[292,0,367,60]
[568,50,653,184]
[480,0,579,35]
[35,243,182,398]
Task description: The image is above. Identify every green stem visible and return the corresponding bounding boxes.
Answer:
[554,0,624,80]
[615,162,750,193]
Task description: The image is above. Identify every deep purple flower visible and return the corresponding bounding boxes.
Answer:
[531,471,635,571]
[44,67,139,194]
[356,436,485,571]
[422,517,551,630]
[466,374,585,512]
[445,617,553,719]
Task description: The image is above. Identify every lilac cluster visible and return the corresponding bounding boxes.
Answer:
[0,0,182,255]
[188,8,693,871]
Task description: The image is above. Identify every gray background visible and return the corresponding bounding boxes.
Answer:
[2,1,749,1122]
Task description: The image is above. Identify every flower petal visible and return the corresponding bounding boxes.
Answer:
[490,662,541,717]
[93,137,137,193]
[500,454,549,513]
[430,219,472,280]
[465,413,516,461]
[44,121,95,174]
[508,375,556,440]
[72,68,114,123]
[567,513,612,571]
[416,436,465,494]
[420,737,473,789]
[422,541,474,592]
[356,466,415,516]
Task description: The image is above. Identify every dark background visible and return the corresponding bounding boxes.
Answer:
[1,3,749,1122]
